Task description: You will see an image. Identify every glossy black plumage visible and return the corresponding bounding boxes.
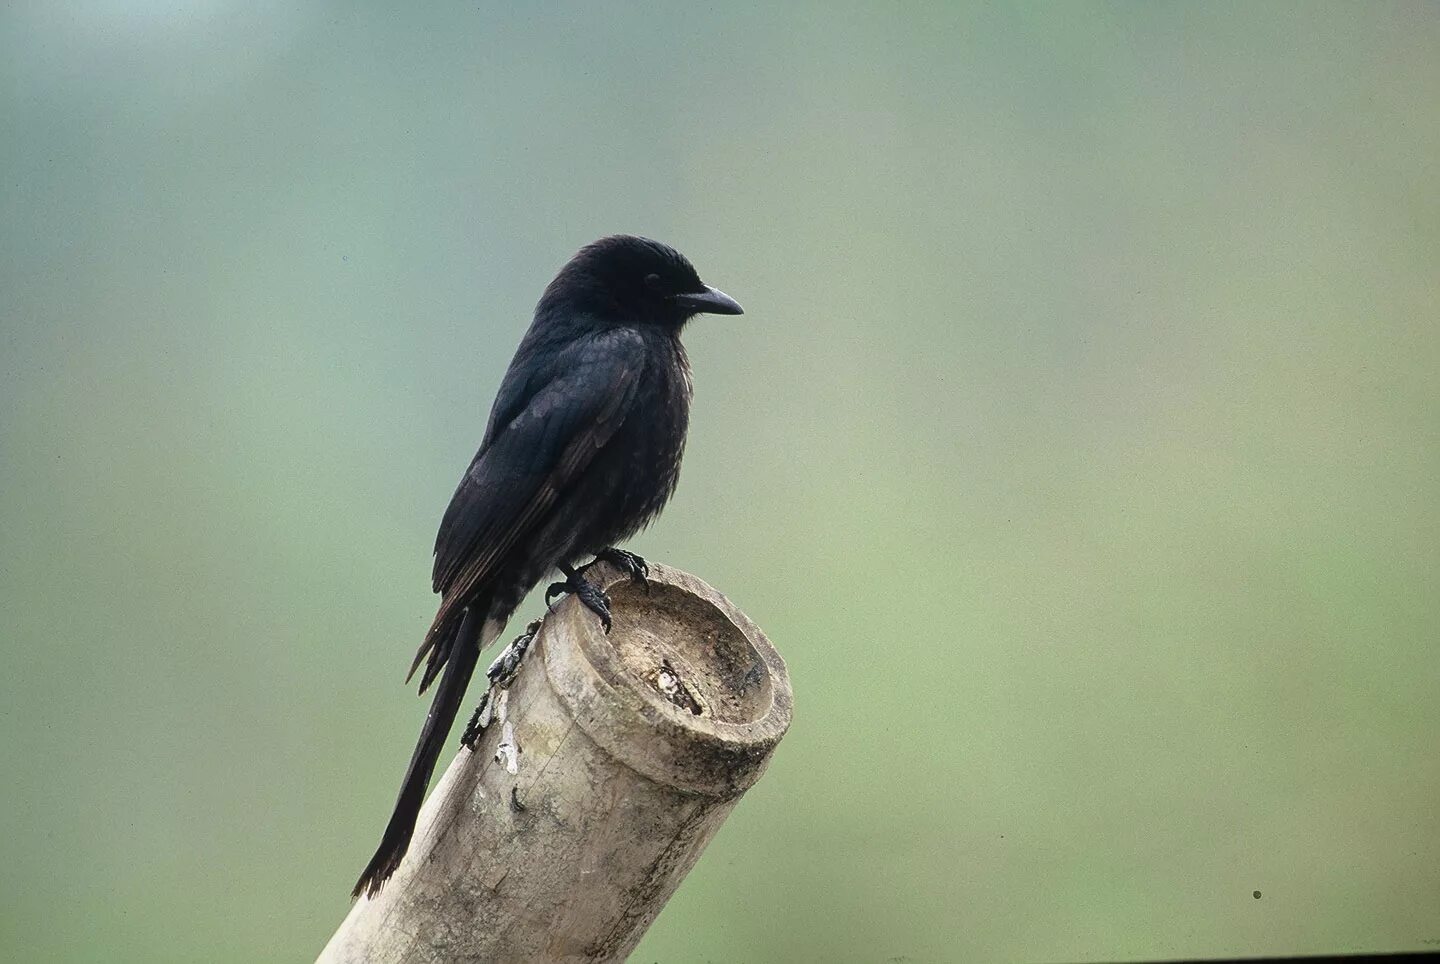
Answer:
[352,235,742,898]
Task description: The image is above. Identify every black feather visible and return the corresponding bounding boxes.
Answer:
[352,235,742,896]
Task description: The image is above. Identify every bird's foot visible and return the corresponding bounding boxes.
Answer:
[586,547,649,591]
[461,621,541,749]
[545,564,613,633]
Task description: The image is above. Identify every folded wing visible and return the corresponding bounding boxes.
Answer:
[409,328,646,690]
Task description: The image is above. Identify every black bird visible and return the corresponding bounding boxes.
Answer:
[352,235,743,898]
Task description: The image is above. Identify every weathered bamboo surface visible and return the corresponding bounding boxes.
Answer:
[318,562,792,964]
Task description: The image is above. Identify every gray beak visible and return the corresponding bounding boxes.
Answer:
[671,285,744,316]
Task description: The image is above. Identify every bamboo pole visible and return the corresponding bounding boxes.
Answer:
[318,563,793,964]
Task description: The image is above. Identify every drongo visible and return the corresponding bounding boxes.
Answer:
[352,235,743,898]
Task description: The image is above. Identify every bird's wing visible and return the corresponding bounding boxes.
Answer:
[408,328,646,688]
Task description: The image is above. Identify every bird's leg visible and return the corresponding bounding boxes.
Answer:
[584,547,649,591]
[545,563,613,632]
[461,620,541,749]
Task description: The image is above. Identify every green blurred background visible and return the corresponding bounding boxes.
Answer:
[2,3,1437,961]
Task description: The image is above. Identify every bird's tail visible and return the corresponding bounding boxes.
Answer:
[352,604,487,899]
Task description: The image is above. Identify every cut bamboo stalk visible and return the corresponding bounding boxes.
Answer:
[318,562,792,963]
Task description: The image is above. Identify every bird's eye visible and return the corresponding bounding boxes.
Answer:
[644,273,663,291]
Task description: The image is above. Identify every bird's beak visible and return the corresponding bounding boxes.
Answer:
[671,285,744,316]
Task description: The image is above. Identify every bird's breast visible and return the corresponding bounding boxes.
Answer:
[574,336,691,553]
[625,338,691,501]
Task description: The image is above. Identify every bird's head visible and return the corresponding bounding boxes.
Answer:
[541,235,743,328]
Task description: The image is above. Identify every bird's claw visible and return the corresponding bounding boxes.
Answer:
[590,547,649,592]
[544,580,568,607]
[546,568,613,632]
